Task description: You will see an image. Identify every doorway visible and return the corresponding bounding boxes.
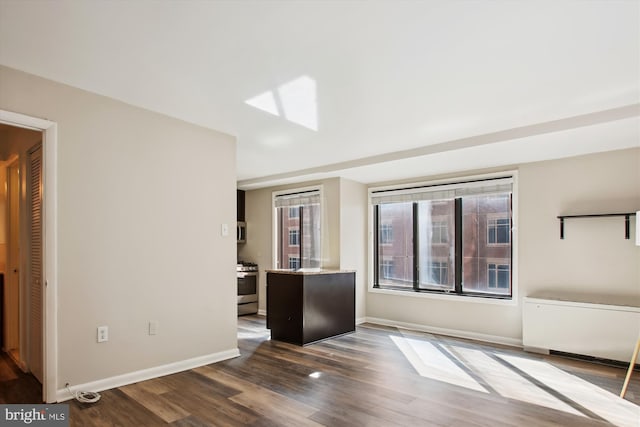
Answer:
[0,110,58,403]
[0,123,44,402]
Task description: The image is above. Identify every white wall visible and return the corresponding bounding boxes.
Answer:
[339,178,368,321]
[367,148,640,342]
[0,66,238,389]
[519,148,640,297]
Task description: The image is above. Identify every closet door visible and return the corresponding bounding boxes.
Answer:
[28,143,43,383]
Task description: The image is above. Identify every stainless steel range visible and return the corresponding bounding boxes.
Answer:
[237,261,258,315]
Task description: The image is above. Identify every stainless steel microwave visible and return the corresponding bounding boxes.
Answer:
[237,221,246,243]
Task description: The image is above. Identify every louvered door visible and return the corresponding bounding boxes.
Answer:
[28,143,43,383]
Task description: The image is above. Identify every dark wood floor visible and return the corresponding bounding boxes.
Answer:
[0,350,42,403]
[63,315,640,426]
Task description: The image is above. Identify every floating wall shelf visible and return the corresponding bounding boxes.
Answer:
[557,213,637,239]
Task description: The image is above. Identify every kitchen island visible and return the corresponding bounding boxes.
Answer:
[266,269,356,346]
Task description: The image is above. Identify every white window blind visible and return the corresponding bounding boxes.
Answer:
[274,190,321,208]
[371,177,513,205]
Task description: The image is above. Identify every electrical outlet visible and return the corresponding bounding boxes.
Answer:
[221,223,229,237]
[97,326,108,343]
[149,321,158,336]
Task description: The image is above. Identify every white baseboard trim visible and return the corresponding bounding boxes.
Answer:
[364,317,522,348]
[257,309,267,316]
[523,346,550,355]
[355,317,367,325]
[56,348,240,402]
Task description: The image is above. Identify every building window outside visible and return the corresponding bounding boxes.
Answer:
[431,219,449,244]
[380,223,393,244]
[289,206,299,219]
[488,263,510,289]
[487,216,510,244]
[428,261,449,285]
[289,228,299,246]
[289,256,301,270]
[372,175,514,299]
[381,258,394,280]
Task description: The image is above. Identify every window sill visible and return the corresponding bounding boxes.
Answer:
[368,286,518,306]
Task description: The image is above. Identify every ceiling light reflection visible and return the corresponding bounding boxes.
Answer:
[245,90,279,117]
[244,75,318,131]
[279,76,318,131]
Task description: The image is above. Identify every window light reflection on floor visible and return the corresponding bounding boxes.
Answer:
[389,335,488,393]
[498,353,639,427]
[391,334,640,427]
[453,345,582,416]
[237,330,271,340]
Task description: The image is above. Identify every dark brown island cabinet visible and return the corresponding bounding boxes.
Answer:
[266,270,356,345]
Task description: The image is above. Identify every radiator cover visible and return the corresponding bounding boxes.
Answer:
[523,293,640,362]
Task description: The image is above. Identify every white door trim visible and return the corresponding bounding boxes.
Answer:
[0,109,58,403]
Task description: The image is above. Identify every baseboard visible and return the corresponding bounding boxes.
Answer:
[56,348,240,402]
[364,316,522,348]
[257,309,267,316]
[523,346,550,355]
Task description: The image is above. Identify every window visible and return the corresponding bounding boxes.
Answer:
[274,187,322,270]
[431,219,449,244]
[488,263,510,289]
[371,175,514,299]
[418,201,454,291]
[381,258,394,279]
[428,261,449,286]
[380,223,393,244]
[376,203,413,288]
[288,228,299,246]
[462,195,511,295]
[488,216,510,244]
[289,256,301,270]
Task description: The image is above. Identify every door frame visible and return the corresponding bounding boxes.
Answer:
[0,109,57,403]
[5,157,21,361]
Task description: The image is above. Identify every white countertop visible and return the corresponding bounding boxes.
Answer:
[266,268,355,276]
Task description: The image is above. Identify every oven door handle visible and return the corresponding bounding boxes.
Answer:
[237,272,257,278]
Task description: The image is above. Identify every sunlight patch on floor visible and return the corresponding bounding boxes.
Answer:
[452,346,583,416]
[499,354,640,427]
[237,330,271,340]
[391,335,640,427]
[390,335,488,393]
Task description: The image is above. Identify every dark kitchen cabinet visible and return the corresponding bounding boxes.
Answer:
[266,270,355,345]
[237,190,245,221]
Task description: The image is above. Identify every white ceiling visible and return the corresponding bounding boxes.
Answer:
[1,1,638,189]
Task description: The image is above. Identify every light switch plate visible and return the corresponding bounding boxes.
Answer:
[97,326,108,343]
